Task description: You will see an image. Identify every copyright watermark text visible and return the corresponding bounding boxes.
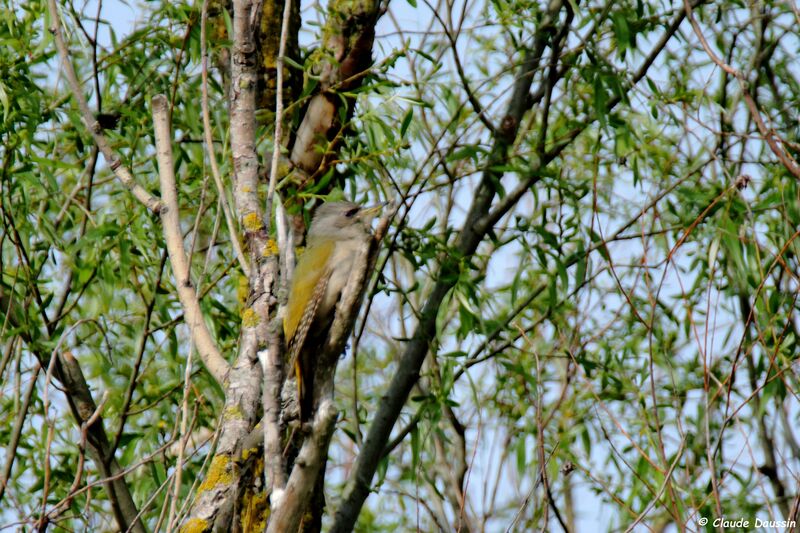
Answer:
[697,516,796,530]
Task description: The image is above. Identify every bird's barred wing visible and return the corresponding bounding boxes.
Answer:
[284,240,335,341]
[287,266,330,370]
[285,241,335,405]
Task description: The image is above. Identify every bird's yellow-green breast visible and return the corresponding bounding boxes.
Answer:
[283,239,335,342]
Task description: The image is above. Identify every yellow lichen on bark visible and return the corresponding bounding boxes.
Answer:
[237,275,249,306]
[262,239,279,257]
[241,307,259,328]
[243,212,263,231]
[240,446,258,461]
[224,404,244,419]
[180,518,209,533]
[259,0,279,70]
[198,455,233,492]
[241,488,269,532]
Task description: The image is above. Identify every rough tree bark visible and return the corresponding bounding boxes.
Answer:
[180,0,385,529]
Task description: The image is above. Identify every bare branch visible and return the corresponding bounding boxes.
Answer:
[262,199,293,496]
[0,364,40,505]
[152,94,230,385]
[265,401,338,533]
[289,0,381,175]
[181,0,272,525]
[264,0,293,232]
[201,0,251,277]
[59,351,147,533]
[229,0,262,235]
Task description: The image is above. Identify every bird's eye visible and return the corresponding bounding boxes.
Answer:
[345,207,359,218]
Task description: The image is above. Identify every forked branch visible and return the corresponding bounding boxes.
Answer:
[46,0,163,213]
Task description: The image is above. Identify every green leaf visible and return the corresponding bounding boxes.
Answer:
[593,74,608,123]
[574,242,587,288]
[410,426,420,471]
[515,437,526,475]
[612,12,630,50]
[400,108,413,138]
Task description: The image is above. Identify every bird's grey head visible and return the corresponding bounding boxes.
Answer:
[307,201,383,244]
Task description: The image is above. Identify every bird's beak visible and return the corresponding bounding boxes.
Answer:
[357,202,387,220]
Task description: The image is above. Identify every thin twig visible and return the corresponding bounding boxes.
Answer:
[46,0,162,213]
[0,364,40,505]
[110,250,168,456]
[166,342,197,533]
[264,0,293,231]
[683,0,800,180]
